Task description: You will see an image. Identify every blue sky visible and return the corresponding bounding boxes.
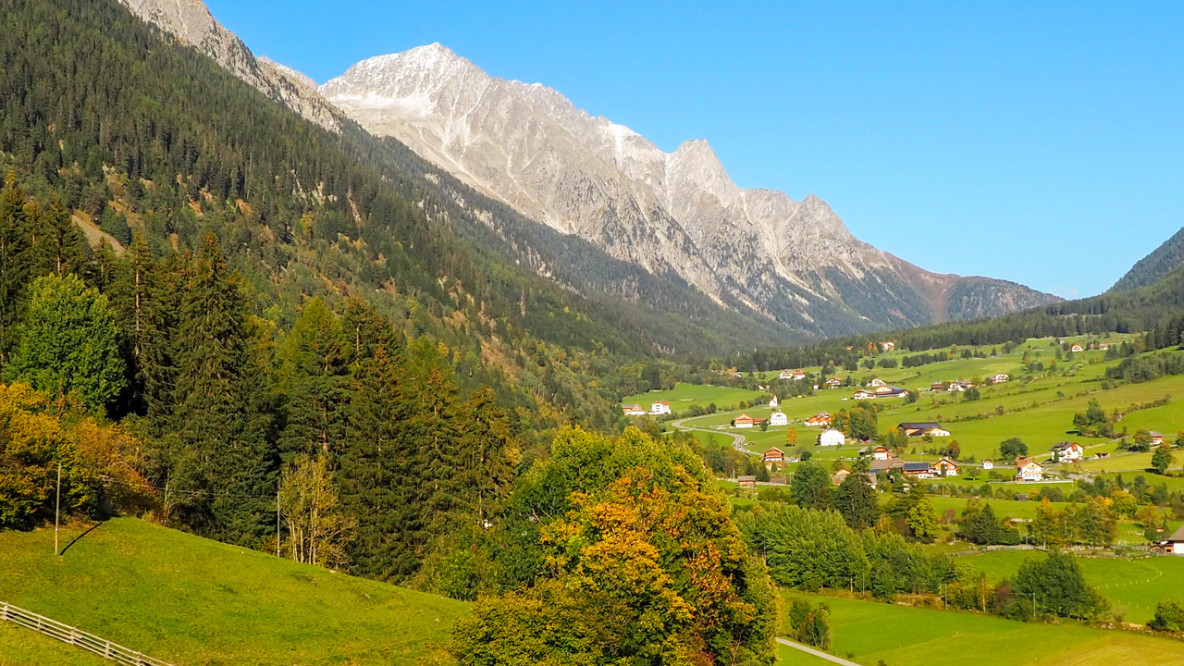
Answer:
[205,1,1184,298]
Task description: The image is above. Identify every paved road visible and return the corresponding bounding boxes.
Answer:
[776,638,860,665]
[669,416,756,455]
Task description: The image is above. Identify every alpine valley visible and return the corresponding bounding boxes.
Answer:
[123,0,1056,342]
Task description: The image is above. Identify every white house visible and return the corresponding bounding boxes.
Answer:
[825,377,843,389]
[880,341,896,351]
[1070,344,1084,353]
[779,369,795,380]
[932,458,959,477]
[769,395,780,409]
[869,378,887,387]
[650,401,672,416]
[804,412,832,427]
[872,445,891,461]
[1015,459,1044,482]
[1050,441,1084,462]
[769,411,789,427]
[853,389,872,400]
[622,404,647,416]
[819,429,846,447]
[1161,525,1184,555]
[991,373,1010,384]
[982,459,994,470]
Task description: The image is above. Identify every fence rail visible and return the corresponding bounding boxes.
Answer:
[0,600,174,666]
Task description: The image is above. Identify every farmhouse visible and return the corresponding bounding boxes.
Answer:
[780,369,807,381]
[826,377,843,389]
[880,341,896,351]
[737,475,757,489]
[902,462,933,479]
[1159,525,1184,555]
[869,378,887,387]
[769,411,789,426]
[932,458,959,477]
[763,447,784,464]
[1050,441,1084,462]
[930,381,945,392]
[1151,431,1167,446]
[650,401,672,416]
[804,412,832,427]
[872,445,891,460]
[982,459,994,470]
[897,422,951,438]
[1014,458,1044,482]
[819,429,846,447]
[768,395,780,409]
[1070,344,1084,353]
[947,380,973,392]
[831,469,850,486]
[621,404,647,416]
[731,414,756,428]
[991,373,1010,384]
[855,387,909,400]
[853,389,872,400]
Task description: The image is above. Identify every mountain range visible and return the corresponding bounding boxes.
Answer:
[121,0,1057,341]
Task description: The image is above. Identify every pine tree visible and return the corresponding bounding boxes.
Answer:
[278,298,350,462]
[339,344,416,579]
[164,234,275,545]
[0,177,32,367]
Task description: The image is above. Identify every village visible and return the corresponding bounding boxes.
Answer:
[620,334,1184,559]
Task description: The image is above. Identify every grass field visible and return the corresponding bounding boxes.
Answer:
[779,590,1184,665]
[622,382,766,413]
[677,341,1184,468]
[953,551,1184,625]
[0,518,467,665]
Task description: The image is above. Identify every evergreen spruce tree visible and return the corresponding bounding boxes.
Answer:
[0,177,32,367]
[164,234,276,545]
[278,298,350,462]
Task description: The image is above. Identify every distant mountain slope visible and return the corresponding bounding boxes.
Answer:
[320,44,1060,333]
[1111,227,1184,292]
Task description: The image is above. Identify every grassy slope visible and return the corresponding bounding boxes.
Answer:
[679,335,1184,467]
[0,518,467,666]
[954,551,1184,624]
[622,382,766,411]
[779,591,1184,665]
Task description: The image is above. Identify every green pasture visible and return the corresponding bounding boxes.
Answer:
[622,382,765,413]
[0,518,467,665]
[779,590,1184,665]
[954,551,1184,625]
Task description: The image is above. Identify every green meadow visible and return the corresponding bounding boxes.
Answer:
[622,382,766,412]
[954,551,1184,625]
[0,518,467,666]
[778,590,1184,665]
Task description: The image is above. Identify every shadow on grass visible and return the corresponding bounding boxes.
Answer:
[59,522,104,557]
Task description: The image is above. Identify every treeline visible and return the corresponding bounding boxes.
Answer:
[0,178,527,586]
[737,502,1108,621]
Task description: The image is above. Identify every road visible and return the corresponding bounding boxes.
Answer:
[669,416,756,455]
[775,638,860,665]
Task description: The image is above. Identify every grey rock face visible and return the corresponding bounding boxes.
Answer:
[119,0,342,133]
[320,44,1058,332]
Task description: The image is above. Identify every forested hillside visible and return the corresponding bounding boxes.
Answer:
[1111,226,1184,292]
[0,0,799,366]
[741,259,1184,371]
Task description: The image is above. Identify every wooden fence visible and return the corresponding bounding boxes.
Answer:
[0,600,174,665]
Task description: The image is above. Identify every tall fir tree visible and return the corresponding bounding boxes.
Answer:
[163,234,276,545]
[278,297,351,462]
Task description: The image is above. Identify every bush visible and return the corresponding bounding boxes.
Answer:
[1149,598,1184,632]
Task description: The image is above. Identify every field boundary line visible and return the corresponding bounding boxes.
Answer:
[776,637,860,665]
[0,600,174,666]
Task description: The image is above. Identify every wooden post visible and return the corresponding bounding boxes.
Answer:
[55,462,61,556]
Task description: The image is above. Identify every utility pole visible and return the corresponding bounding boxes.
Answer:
[54,462,62,556]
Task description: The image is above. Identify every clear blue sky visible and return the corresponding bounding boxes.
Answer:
[205,0,1184,299]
